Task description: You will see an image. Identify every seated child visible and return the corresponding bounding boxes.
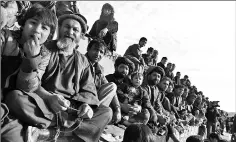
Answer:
[117,72,151,126]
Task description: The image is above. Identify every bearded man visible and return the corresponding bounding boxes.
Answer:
[5,13,112,142]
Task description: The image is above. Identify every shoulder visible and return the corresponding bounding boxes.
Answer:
[40,44,51,57]
[97,63,105,73]
[44,40,58,52]
[105,74,115,81]
[74,50,90,67]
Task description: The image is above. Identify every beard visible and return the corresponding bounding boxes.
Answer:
[57,37,76,52]
[148,79,159,86]
[114,71,127,79]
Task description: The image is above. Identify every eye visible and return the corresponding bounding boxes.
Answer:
[73,28,79,32]
[42,25,49,31]
[30,21,37,25]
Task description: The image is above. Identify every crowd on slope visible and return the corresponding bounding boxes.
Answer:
[0,1,233,142]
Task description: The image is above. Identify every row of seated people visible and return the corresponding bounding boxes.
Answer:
[1,1,212,142]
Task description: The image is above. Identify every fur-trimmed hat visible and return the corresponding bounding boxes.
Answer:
[114,57,135,74]
[146,66,165,79]
[58,13,88,34]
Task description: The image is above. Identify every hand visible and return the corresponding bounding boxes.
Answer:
[98,28,108,38]
[159,115,168,125]
[23,35,41,58]
[77,103,94,119]
[121,103,132,114]
[46,94,70,113]
[112,110,121,124]
[131,104,142,113]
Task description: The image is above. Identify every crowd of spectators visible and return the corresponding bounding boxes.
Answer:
[0,1,232,142]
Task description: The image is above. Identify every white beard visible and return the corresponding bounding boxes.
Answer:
[57,37,76,53]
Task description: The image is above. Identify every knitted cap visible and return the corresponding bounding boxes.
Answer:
[58,13,88,34]
[146,66,165,79]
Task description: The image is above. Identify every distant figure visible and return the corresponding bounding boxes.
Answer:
[186,135,203,142]
[123,124,156,142]
[56,1,80,17]
[142,47,154,66]
[124,37,147,72]
[174,71,181,86]
[89,3,118,54]
[151,49,158,66]
[157,57,168,70]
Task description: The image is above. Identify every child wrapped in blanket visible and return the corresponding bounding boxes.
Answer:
[117,72,152,126]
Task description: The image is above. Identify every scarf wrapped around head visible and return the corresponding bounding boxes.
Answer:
[114,57,135,75]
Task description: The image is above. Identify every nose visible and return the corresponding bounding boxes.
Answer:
[68,27,74,35]
[34,24,42,33]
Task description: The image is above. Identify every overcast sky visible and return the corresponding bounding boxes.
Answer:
[78,1,236,112]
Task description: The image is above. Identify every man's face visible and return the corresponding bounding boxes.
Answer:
[147,50,153,57]
[117,64,129,77]
[131,75,143,87]
[166,84,173,93]
[167,63,172,69]
[171,64,175,71]
[87,44,105,63]
[159,80,170,92]
[103,8,112,16]
[175,87,184,96]
[22,16,51,45]
[139,40,147,47]
[187,94,197,105]
[59,19,82,47]
[161,59,167,65]
[177,72,181,77]
[182,88,189,99]
[148,72,161,85]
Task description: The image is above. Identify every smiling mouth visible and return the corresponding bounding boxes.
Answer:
[64,35,74,41]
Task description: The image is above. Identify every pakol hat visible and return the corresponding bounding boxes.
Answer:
[58,13,88,34]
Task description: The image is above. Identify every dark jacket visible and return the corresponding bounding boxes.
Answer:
[42,40,99,106]
[89,20,118,52]
[206,107,220,123]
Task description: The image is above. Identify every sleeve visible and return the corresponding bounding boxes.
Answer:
[100,66,108,85]
[89,20,98,37]
[116,84,129,103]
[153,94,163,114]
[142,87,158,122]
[16,47,51,92]
[107,21,118,33]
[1,29,7,55]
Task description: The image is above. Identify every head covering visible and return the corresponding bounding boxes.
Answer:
[58,13,88,34]
[114,57,135,74]
[145,66,165,79]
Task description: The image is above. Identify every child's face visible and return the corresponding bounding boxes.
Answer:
[22,16,51,44]
[131,75,143,87]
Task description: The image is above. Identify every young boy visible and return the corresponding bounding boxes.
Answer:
[1,4,57,94]
[117,72,151,126]
[1,5,57,142]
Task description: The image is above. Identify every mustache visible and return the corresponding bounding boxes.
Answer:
[57,37,76,51]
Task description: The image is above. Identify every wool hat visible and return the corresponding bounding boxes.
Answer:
[58,13,88,34]
[114,57,135,74]
[146,66,165,79]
